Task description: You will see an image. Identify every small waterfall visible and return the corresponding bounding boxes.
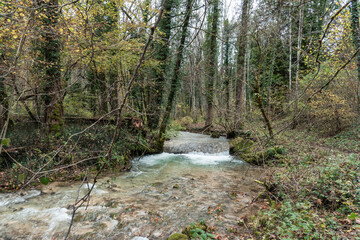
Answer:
[163,132,230,154]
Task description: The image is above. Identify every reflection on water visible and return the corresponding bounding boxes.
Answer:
[0,132,262,240]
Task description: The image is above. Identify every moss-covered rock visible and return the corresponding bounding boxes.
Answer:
[226,130,251,139]
[168,233,188,240]
[210,131,221,138]
[229,137,255,155]
[230,137,286,165]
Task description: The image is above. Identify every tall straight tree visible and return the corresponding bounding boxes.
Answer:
[204,0,220,127]
[223,19,232,114]
[351,0,360,110]
[148,0,174,129]
[158,0,193,142]
[235,0,249,127]
[293,0,304,128]
[35,0,63,132]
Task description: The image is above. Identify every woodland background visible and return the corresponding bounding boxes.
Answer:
[1,0,360,238]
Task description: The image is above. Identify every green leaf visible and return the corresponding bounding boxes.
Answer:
[348,212,358,220]
[40,176,50,185]
[18,174,26,183]
[1,138,10,147]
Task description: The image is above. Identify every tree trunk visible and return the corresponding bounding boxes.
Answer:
[351,0,360,111]
[255,73,274,138]
[0,75,7,128]
[235,0,249,128]
[147,0,174,130]
[293,0,304,128]
[205,0,220,127]
[158,0,193,141]
[223,19,231,115]
[289,5,293,96]
[37,0,63,133]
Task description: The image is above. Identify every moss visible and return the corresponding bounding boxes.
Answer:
[168,233,188,240]
[230,137,286,165]
[73,214,83,222]
[229,137,255,155]
[210,131,221,138]
[105,200,119,208]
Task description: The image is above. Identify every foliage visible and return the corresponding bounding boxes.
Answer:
[307,90,356,136]
[0,121,153,190]
[178,116,194,128]
[182,220,215,240]
[252,151,360,239]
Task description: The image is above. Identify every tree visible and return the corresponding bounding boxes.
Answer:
[351,0,360,110]
[0,56,7,128]
[222,18,233,114]
[235,0,249,127]
[148,0,175,129]
[34,0,63,132]
[204,0,220,127]
[158,0,194,142]
[293,0,304,128]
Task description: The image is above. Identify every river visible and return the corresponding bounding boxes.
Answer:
[0,132,263,239]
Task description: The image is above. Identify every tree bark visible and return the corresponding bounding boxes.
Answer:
[223,19,231,115]
[147,0,174,130]
[235,0,249,128]
[351,0,360,111]
[205,0,220,127]
[158,0,193,141]
[255,73,274,138]
[293,0,304,128]
[36,0,63,133]
[0,75,7,128]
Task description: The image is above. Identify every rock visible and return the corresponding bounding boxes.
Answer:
[210,131,221,138]
[132,237,149,240]
[168,233,188,240]
[152,230,162,238]
[226,130,251,139]
[230,137,286,165]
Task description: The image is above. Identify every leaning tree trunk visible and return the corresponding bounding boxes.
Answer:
[158,0,193,142]
[351,0,360,112]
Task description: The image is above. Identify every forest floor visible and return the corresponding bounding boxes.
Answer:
[238,123,360,239]
[183,120,360,239]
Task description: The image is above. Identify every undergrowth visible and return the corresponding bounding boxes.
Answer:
[0,121,153,191]
[249,125,360,239]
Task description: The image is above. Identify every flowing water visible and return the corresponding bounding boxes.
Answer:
[0,132,263,240]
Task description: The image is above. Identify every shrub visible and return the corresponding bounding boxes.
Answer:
[179,116,194,127]
[307,90,355,136]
